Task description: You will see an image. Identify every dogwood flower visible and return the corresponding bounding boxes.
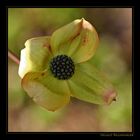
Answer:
[18,18,117,111]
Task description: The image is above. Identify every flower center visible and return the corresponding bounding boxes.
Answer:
[50,55,75,80]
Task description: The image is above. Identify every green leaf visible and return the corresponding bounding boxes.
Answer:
[22,71,70,111]
[50,18,99,63]
[67,61,117,105]
[18,36,52,78]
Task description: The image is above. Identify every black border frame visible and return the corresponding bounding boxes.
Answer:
[1,0,136,138]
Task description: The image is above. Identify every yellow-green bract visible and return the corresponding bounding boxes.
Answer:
[18,18,117,111]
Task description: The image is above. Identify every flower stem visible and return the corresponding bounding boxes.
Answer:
[8,50,20,65]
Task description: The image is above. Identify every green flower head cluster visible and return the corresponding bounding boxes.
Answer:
[18,18,117,111]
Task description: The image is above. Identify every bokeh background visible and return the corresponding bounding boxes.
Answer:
[8,8,132,132]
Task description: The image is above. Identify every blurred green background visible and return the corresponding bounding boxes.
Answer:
[8,8,132,132]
